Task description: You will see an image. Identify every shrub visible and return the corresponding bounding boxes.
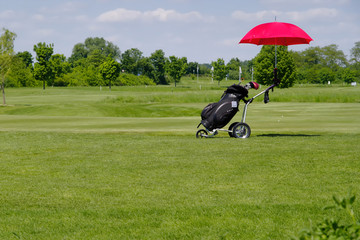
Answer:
[294,192,360,239]
[115,73,155,86]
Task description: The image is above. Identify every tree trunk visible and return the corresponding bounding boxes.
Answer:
[43,80,46,90]
[1,75,6,106]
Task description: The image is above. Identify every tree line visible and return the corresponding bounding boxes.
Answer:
[1,28,360,91]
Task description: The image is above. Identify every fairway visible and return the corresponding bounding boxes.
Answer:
[0,84,359,239]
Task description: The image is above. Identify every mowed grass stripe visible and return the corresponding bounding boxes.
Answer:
[1,102,359,135]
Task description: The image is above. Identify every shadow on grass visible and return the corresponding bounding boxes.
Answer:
[256,133,321,137]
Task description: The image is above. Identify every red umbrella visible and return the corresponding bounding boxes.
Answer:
[239,22,313,70]
[239,22,313,46]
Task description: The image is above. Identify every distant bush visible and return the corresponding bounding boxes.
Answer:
[115,73,155,86]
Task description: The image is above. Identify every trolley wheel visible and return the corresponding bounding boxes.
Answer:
[196,129,208,138]
[228,122,239,137]
[232,123,251,139]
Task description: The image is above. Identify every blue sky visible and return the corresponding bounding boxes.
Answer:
[1,0,359,63]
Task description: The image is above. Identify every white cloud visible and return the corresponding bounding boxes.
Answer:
[143,8,202,22]
[96,8,210,23]
[97,8,142,22]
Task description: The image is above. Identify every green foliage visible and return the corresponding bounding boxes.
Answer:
[317,67,336,84]
[68,37,120,64]
[33,42,54,89]
[99,56,121,90]
[137,57,155,80]
[86,49,106,68]
[15,51,33,69]
[149,49,167,85]
[186,61,198,75]
[50,54,71,86]
[292,44,358,84]
[254,45,296,88]
[6,57,37,87]
[115,73,155,86]
[212,58,228,85]
[294,192,360,240]
[227,70,239,80]
[0,28,17,104]
[166,55,187,87]
[350,41,360,64]
[226,58,241,81]
[121,48,143,75]
[254,46,274,84]
[340,68,357,84]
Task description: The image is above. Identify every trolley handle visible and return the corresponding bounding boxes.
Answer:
[263,83,277,104]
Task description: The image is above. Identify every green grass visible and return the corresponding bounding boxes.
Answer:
[1,132,359,239]
[0,82,359,239]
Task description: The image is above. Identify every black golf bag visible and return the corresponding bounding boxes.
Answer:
[199,84,248,131]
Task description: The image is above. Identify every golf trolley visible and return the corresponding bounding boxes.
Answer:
[196,71,279,139]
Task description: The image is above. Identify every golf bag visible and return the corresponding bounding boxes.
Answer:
[200,84,249,131]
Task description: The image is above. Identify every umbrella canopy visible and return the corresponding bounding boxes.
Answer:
[239,21,312,71]
[239,22,313,46]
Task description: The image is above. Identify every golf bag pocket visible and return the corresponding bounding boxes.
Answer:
[200,100,238,131]
[200,102,218,130]
[213,101,238,129]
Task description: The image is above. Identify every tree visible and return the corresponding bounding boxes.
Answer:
[149,49,167,85]
[86,49,106,68]
[68,43,87,65]
[69,37,120,64]
[50,54,71,86]
[7,57,37,87]
[16,51,33,69]
[121,48,143,75]
[318,67,335,84]
[226,58,252,81]
[186,61,198,75]
[339,68,357,84]
[166,56,187,87]
[227,57,241,71]
[350,41,360,64]
[350,42,360,81]
[0,28,17,105]
[321,44,348,74]
[99,55,121,91]
[254,45,296,88]
[33,42,54,90]
[293,44,355,84]
[137,57,155,80]
[211,58,228,85]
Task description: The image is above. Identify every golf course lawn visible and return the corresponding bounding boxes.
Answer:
[0,83,359,239]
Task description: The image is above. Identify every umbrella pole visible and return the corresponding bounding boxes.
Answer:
[274,45,279,85]
[275,44,277,68]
